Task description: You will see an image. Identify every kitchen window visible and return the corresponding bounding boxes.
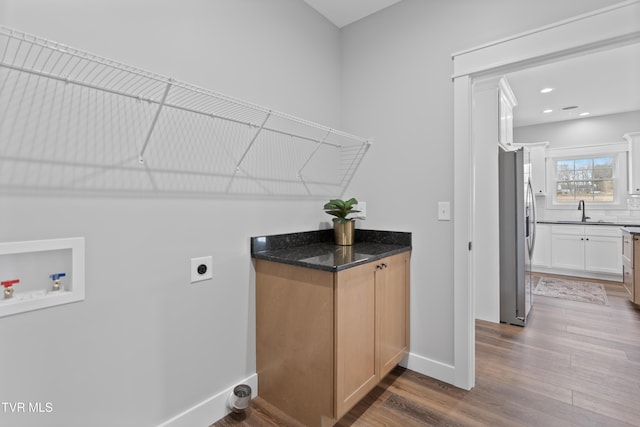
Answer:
[554,156,615,203]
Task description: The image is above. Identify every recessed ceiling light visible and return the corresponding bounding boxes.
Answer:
[579,112,590,116]
[543,109,553,113]
[540,88,554,93]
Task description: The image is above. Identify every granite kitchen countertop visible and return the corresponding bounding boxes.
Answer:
[251,229,411,272]
[537,220,640,227]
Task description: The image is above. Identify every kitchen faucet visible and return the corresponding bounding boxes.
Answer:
[577,199,590,222]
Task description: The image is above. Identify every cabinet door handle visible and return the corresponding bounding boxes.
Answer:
[585,238,589,241]
[376,264,383,270]
[581,238,584,241]
[381,263,388,269]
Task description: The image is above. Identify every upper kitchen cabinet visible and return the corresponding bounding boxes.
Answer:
[515,142,548,196]
[498,77,517,147]
[529,142,548,196]
[626,132,640,194]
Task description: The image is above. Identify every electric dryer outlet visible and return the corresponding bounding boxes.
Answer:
[191,256,213,283]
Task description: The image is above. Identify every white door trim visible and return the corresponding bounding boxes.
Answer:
[451,0,640,390]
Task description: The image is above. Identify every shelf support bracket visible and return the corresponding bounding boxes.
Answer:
[297,129,332,180]
[138,80,173,164]
[234,111,271,173]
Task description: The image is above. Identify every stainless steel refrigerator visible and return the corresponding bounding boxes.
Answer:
[499,146,536,326]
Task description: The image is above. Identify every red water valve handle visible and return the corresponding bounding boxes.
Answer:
[1,279,19,288]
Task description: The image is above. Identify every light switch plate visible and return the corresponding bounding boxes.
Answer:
[438,201,451,221]
[191,256,213,283]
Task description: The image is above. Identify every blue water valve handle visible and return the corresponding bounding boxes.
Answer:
[50,273,66,281]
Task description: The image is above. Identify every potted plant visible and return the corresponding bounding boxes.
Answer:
[323,197,362,245]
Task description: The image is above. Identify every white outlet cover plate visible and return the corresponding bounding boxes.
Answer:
[438,201,451,221]
[191,256,213,283]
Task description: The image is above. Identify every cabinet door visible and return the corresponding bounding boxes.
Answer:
[627,133,640,194]
[255,260,335,427]
[335,262,378,419]
[623,258,633,298]
[584,235,622,274]
[551,234,585,270]
[531,223,552,268]
[623,231,633,263]
[377,253,410,379]
[529,146,547,195]
[634,238,640,304]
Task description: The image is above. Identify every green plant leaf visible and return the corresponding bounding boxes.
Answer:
[328,199,346,209]
[344,197,358,208]
[324,197,364,221]
[325,210,344,218]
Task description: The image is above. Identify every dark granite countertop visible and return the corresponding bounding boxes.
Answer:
[251,229,411,272]
[621,227,640,234]
[537,220,640,227]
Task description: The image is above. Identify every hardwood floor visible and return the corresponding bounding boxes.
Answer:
[213,274,640,426]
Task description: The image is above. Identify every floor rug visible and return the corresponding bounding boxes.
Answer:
[533,277,608,305]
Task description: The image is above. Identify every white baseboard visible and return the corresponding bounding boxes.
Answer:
[401,352,456,386]
[157,373,258,427]
[533,266,622,283]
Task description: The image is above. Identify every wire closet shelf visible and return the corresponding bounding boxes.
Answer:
[0,26,372,198]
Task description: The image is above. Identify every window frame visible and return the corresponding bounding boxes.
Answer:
[545,143,628,210]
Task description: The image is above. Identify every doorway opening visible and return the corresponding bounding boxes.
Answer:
[452,1,640,390]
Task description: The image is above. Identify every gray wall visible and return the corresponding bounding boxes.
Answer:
[0,0,623,426]
[0,1,341,426]
[515,110,640,219]
[515,110,640,147]
[340,0,619,369]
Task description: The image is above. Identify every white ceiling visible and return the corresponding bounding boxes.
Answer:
[507,42,640,127]
[303,0,402,28]
[302,1,640,128]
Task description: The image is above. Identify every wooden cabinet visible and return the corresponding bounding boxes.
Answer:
[256,251,410,427]
[376,254,410,378]
[334,261,377,417]
[621,230,640,304]
[550,225,622,277]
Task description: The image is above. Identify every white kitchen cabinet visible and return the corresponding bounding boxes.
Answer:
[513,142,547,196]
[626,132,640,194]
[498,78,517,146]
[551,226,585,270]
[529,143,548,196]
[531,223,551,268]
[584,232,622,274]
[550,225,622,277]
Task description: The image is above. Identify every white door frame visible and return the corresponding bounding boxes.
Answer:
[451,0,640,390]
